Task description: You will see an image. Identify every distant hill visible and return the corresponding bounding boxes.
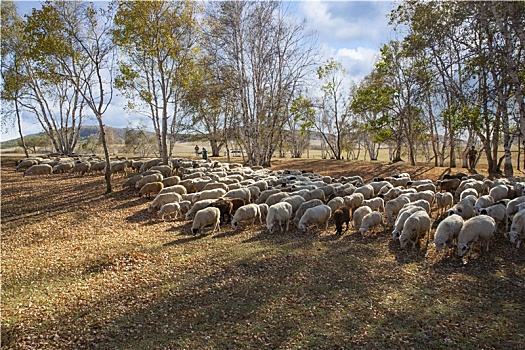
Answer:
[0,125,127,149]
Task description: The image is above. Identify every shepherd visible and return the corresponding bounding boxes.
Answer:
[468,146,478,169]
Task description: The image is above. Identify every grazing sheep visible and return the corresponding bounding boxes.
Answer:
[406,190,435,206]
[148,192,182,212]
[191,207,221,235]
[391,206,426,241]
[149,164,172,178]
[479,202,507,230]
[23,164,53,177]
[139,182,164,199]
[202,182,229,192]
[185,199,217,220]
[402,199,431,214]
[298,205,332,233]
[474,195,495,214]
[370,181,391,196]
[435,192,454,216]
[256,189,282,204]
[265,192,290,207]
[385,195,411,223]
[159,184,187,196]
[16,159,39,172]
[231,204,262,230]
[505,196,525,230]
[135,173,163,189]
[457,216,496,258]
[343,193,364,213]
[223,197,247,215]
[354,184,374,200]
[333,206,351,235]
[447,201,476,221]
[53,162,74,174]
[179,179,198,193]
[353,206,373,231]
[433,214,464,256]
[224,188,251,204]
[413,183,437,193]
[359,211,384,236]
[157,202,181,221]
[139,158,162,173]
[258,203,269,220]
[280,195,306,215]
[69,161,91,176]
[122,174,144,189]
[380,186,404,201]
[460,188,479,201]
[266,202,293,234]
[388,176,411,187]
[208,199,234,224]
[489,184,509,202]
[192,188,227,203]
[326,196,345,214]
[407,179,433,187]
[377,183,394,197]
[302,188,326,202]
[399,211,431,249]
[436,178,461,193]
[162,176,181,187]
[177,200,192,216]
[294,199,324,225]
[362,197,385,213]
[508,209,525,249]
[110,161,128,178]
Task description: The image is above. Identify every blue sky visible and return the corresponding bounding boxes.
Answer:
[2,0,399,141]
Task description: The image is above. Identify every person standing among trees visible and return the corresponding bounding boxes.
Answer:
[468,146,478,169]
[194,144,199,156]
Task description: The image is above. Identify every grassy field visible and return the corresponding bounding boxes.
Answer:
[1,156,525,349]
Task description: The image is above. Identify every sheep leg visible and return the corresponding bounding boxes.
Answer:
[285,220,290,232]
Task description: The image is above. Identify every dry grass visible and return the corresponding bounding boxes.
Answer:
[1,156,525,349]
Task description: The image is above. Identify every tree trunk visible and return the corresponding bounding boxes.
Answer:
[97,121,112,194]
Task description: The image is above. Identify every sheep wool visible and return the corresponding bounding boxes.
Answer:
[23,164,53,177]
[353,206,373,232]
[266,202,293,234]
[298,205,332,233]
[457,216,496,258]
[231,204,261,230]
[139,182,164,199]
[399,210,431,249]
[433,214,464,255]
[157,202,181,221]
[359,211,384,236]
[191,207,221,235]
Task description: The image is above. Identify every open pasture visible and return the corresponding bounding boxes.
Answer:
[1,157,525,349]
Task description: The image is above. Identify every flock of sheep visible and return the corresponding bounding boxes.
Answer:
[15,155,525,260]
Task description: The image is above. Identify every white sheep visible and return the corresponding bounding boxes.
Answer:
[435,192,454,216]
[399,210,431,249]
[191,207,221,235]
[159,184,187,196]
[508,209,525,249]
[162,175,181,187]
[148,192,182,212]
[53,162,74,174]
[474,195,495,214]
[68,161,91,176]
[191,188,227,203]
[256,189,282,204]
[139,182,164,199]
[294,199,324,224]
[406,190,435,206]
[478,202,507,230]
[298,205,332,233]
[280,195,306,215]
[460,188,479,201]
[122,174,144,189]
[362,197,385,213]
[447,201,476,220]
[354,184,374,200]
[157,202,181,221]
[177,200,192,216]
[185,199,217,220]
[231,204,261,230]
[258,203,269,220]
[266,202,293,234]
[433,214,464,256]
[359,211,384,236]
[326,196,345,214]
[391,206,426,240]
[266,192,290,207]
[109,161,128,178]
[343,193,364,212]
[23,164,53,177]
[402,199,431,214]
[457,216,496,258]
[16,159,39,172]
[506,196,525,231]
[150,164,172,178]
[353,206,373,231]
[224,187,251,204]
[135,173,163,189]
[489,184,509,202]
[385,195,411,223]
[302,188,326,202]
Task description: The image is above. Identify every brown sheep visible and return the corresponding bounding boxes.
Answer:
[139,182,164,199]
[436,178,461,193]
[333,206,351,235]
[208,199,234,224]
